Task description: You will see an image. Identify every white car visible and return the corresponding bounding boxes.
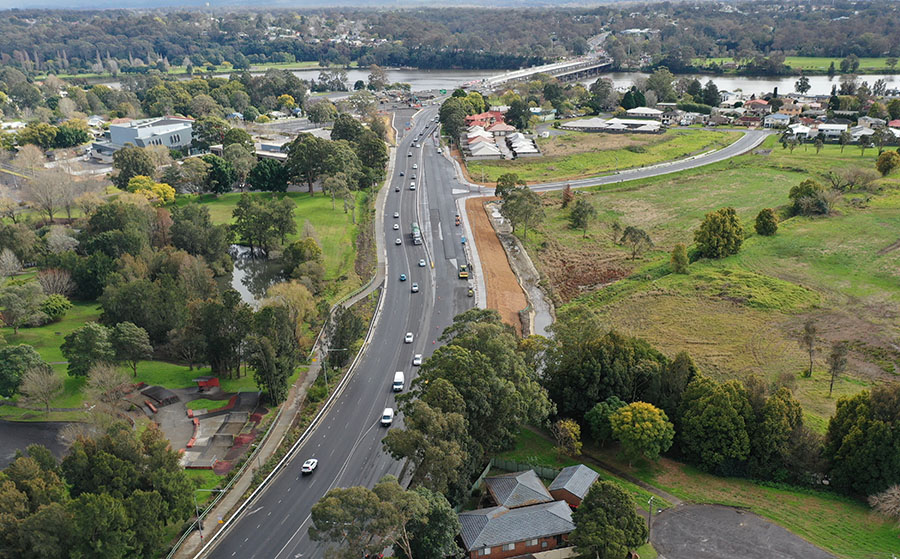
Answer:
[404,332,414,344]
[393,223,400,230]
[411,282,419,293]
[412,163,418,169]
[409,184,416,191]
[395,238,402,245]
[381,408,394,426]
[412,354,422,366]
[301,458,318,475]
[418,259,426,267]
[393,211,400,218]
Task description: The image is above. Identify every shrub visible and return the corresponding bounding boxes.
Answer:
[875,150,900,176]
[694,207,744,259]
[789,179,825,215]
[754,208,778,236]
[39,294,72,323]
[670,243,689,274]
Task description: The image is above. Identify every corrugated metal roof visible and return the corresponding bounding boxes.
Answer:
[549,464,599,500]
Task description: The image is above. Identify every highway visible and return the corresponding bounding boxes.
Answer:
[202,110,769,559]
[205,104,477,559]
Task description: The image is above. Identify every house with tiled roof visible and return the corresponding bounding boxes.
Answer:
[459,501,575,559]
[484,470,554,509]
[549,464,599,507]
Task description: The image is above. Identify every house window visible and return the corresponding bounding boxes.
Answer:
[541,541,548,549]
[527,539,538,547]
[502,543,515,551]
[478,548,491,556]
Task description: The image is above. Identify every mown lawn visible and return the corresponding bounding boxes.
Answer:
[467,129,740,184]
[592,446,899,559]
[174,191,362,297]
[694,56,898,73]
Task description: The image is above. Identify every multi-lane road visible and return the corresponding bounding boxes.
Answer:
[200,107,769,559]
[204,104,477,559]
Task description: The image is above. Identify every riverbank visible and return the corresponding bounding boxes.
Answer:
[694,56,900,76]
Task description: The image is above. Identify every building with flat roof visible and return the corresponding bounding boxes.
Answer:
[91,116,194,162]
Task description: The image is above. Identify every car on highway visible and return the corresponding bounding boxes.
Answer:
[437,148,442,154]
[411,282,419,293]
[381,408,394,427]
[411,174,416,180]
[300,458,318,475]
[399,273,407,281]
[418,259,426,267]
[393,211,400,218]
[415,143,421,148]
[395,185,400,192]
[412,354,422,366]
[404,332,414,344]
[395,238,402,245]
[409,183,416,190]
[468,287,475,297]
[393,223,400,230]
[399,171,404,176]
[407,152,412,157]
[412,163,418,169]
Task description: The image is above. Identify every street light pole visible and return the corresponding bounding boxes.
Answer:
[193,489,226,540]
[647,496,655,544]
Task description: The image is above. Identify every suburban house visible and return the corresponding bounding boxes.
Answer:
[788,123,812,139]
[850,125,875,142]
[736,115,762,127]
[505,132,540,157]
[458,501,575,559]
[91,115,194,162]
[858,116,886,128]
[548,465,600,507]
[889,119,900,129]
[488,122,516,136]
[458,466,600,559]
[778,102,802,117]
[744,98,771,114]
[625,106,663,120]
[763,113,791,128]
[560,117,661,133]
[466,111,505,128]
[817,122,849,139]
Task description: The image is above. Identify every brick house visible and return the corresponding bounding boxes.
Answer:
[548,465,599,507]
[458,501,575,559]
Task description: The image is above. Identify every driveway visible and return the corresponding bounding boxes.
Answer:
[652,504,834,559]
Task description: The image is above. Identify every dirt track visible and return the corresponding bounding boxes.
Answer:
[466,197,528,335]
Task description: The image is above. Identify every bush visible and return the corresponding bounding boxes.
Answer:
[39,293,72,323]
[875,150,900,176]
[256,115,271,123]
[693,207,744,259]
[670,243,689,273]
[789,179,825,215]
[306,377,329,403]
[754,208,778,236]
[625,145,646,153]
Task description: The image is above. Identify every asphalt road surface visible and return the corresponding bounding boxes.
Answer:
[205,104,477,559]
[204,116,769,559]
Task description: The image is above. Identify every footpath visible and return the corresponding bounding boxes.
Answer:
[172,127,394,559]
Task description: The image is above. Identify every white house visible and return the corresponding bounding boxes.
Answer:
[816,123,848,139]
[763,113,791,129]
[625,106,663,120]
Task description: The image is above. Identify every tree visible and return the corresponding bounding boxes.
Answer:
[60,322,115,377]
[355,129,388,176]
[17,122,58,149]
[223,144,257,188]
[111,145,155,190]
[305,99,337,123]
[754,208,778,236]
[0,345,49,397]
[372,476,429,559]
[367,64,389,90]
[561,183,574,208]
[645,67,676,102]
[179,157,211,194]
[800,318,817,378]
[868,485,900,528]
[309,485,387,558]
[110,322,153,376]
[749,387,803,479]
[702,80,721,107]
[875,150,900,176]
[192,116,229,151]
[824,384,900,495]
[201,154,236,194]
[222,127,254,152]
[694,206,744,259]
[20,367,62,413]
[188,290,252,378]
[610,402,674,462]
[331,113,366,142]
[323,173,351,211]
[285,133,333,195]
[501,186,544,241]
[494,173,525,200]
[620,226,652,260]
[247,305,300,404]
[827,341,848,397]
[795,75,811,95]
[569,197,596,238]
[0,281,47,334]
[839,130,852,153]
[570,481,648,559]
[401,487,461,559]
[679,377,752,472]
[551,418,583,457]
[505,99,532,130]
[24,170,68,223]
[789,178,827,216]
[248,158,289,192]
[585,396,626,445]
[670,243,689,274]
[0,247,21,278]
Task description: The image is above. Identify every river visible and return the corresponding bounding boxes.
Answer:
[101,67,895,97]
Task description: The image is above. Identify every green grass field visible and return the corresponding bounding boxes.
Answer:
[591,444,899,559]
[695,56,898,73]
[466,129,740,184]
[174,191,362,298]
[525,135,900,427]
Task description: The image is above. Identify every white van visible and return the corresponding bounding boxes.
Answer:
[381,407,394,426]
[392,371,405,392]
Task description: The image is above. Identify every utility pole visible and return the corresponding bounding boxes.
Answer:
[647,496,655,544]
[193,489,226,539]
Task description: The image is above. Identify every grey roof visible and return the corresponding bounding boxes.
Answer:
[484,470,553,508]
[458,501,574,552]
[549,464,599,500]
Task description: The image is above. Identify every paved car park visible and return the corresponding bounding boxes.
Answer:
[651,504,834,559]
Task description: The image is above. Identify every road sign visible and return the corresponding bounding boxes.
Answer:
[439,89,447,94]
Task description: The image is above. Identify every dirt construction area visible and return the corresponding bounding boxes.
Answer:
[652,504,834,559]
[467,197,528,334]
